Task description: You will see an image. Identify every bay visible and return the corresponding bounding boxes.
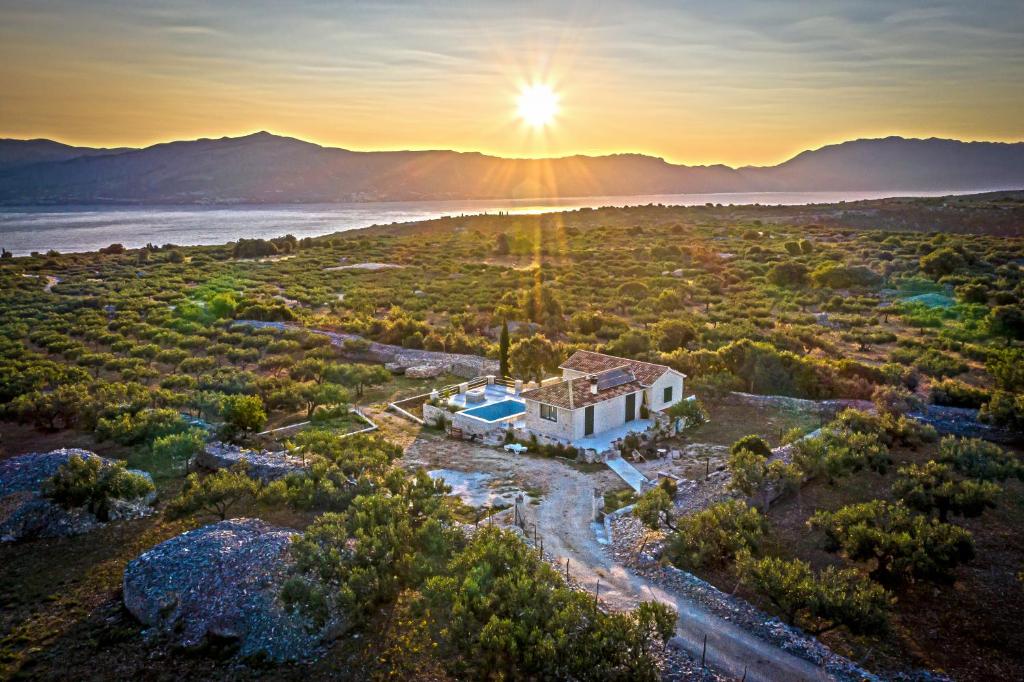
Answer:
[0,189,971,256]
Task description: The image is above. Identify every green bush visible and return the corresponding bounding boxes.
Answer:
[937,436,1023,481]
[892,461,1000,522]
[665,500,766,570]
[43,454,154,521]
[737,553,890,635]
[929,379,990,408]
[810,500,974,586]
[731,434,772,457]
[422,526,675,681]
[979,391,1024,432]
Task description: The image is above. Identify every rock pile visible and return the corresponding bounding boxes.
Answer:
[195,442,306,482]
[405,364,444,379]
[123,518,342,662]
[0,449,155,542]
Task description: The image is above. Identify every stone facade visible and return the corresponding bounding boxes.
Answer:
[522,399,576,441]
[524,356,685,445]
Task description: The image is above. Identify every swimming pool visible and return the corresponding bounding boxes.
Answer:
[460,399,526,423]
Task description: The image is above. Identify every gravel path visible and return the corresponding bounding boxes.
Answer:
[379,411,834,681]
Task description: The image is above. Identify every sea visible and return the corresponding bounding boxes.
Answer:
[0,190,973,256]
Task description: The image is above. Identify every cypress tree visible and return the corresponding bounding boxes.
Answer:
[499,320,510,378]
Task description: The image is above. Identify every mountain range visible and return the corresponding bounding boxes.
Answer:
[0,132,1021,205]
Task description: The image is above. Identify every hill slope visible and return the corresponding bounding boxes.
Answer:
[0,139,129,172]
[0,133,1021,204]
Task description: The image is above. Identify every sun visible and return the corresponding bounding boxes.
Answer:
[516,83,559,128]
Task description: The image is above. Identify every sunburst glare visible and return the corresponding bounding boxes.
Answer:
[516,83,559,128]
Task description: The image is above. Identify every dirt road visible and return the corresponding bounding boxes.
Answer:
[376,410,833,681]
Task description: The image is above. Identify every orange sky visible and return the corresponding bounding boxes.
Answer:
[1,1,1021,166]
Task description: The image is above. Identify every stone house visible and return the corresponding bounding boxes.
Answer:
[519,350,686,445]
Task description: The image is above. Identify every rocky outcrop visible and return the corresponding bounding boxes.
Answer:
[0,449,155,542]
[123,518,342,661]
[405,364,444,379]
[195,442,306,482]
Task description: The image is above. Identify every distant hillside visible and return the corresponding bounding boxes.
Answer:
[0,132,1021,204]
[0,139,128,172]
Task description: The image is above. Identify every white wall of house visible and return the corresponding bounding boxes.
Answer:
[562,368,587,381]
[588,390,641,437]
[645,371,685,413]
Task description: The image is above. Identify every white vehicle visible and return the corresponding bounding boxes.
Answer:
[503,443,528,454]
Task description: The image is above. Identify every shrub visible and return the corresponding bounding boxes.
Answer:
[96,408,187,446]
[767,262,808,288]
[665,397,708,430]
[43,454,154,521]
[422,526,675,680]
[871,385,922,416]
[260,433,402,512]
[220,394,267,437]
[892,461,1000,522]
[810,500,974,586]
[792,427,892,484]
[151,427,207,468]
[731,434,772,458]
[166,462,260,520]
[914,348,968,378]
[634,479,677,531]
[937,436,1023,481]
[736,553,889,635]
[929,379,990,409]
[665,500,766,570]
[979,391,1024,432]
[987,349,1024,392]
[811,264,882,289]
[919,248,966,278]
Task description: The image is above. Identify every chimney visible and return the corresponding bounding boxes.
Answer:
[590,374,598,395]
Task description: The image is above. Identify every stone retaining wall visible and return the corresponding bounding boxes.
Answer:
[236,320,498,378]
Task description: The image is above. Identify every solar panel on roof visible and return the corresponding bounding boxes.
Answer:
[595,367,635,391]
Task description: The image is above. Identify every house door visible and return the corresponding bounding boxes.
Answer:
[584,405,594,436]
[625,393,636,422]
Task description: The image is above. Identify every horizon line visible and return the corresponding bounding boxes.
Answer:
[3,129,1024,169]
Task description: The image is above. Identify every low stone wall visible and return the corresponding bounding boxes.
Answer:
[608,513,884,682]
[236,320,498,378]
[725,391,1019,444]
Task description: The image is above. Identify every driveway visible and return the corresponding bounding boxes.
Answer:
[378,410,833,681]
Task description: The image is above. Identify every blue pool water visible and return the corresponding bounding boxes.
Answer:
[461,399,526,422]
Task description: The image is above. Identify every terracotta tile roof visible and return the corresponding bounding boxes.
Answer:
[520,375,644,410]
[560,350,680,385]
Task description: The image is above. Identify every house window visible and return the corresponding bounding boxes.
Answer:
[540,404,558,422]
[663,386,673,404]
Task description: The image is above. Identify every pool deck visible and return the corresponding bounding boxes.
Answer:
[448,383,520,410]
[572,418,654,454]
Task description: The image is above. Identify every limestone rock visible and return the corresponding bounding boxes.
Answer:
[0,449,155,542]
[123,518,342,662]
[195,442,306,482]
[405,364,444,379]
